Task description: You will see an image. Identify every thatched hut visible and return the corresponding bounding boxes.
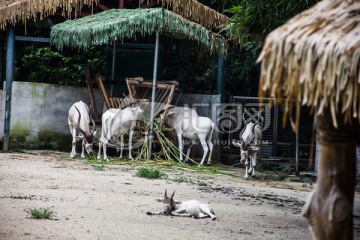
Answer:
[50,8,227,56]
[257,0,360,239]
[0,0,228,152]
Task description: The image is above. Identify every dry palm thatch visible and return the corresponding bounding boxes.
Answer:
[257,0,360,129]
[50,8,227,56]
[140,0,228,29]
[0,0,97,30]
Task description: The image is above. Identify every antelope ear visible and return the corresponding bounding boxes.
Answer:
[232,140,241,148]
[250,146,260,151]
[171,191,175,198]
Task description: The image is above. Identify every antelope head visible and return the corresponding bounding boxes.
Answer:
[163,189,176,215]
[74,106,95,155]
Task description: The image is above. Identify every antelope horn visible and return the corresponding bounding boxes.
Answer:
[74,106,87,138]
[171,191,175,198]
[258,112,264,128]
[89,104,96,134]
[90,116,96,134]
[165,189,167,197]
[243,109,248,123]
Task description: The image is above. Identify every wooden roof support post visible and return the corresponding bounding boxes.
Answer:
[302,109,359,239]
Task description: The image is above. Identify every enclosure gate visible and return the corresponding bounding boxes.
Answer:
[226,96,315,166]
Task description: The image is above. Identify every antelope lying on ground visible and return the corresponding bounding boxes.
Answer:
[146,190,217,220]
[68,101,96,158]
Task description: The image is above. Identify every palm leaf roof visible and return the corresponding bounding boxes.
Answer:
[140,0,228,29]
[50,8,227,56]
[0,0,97,30]
[257,0,360,128]
[0,0,228,31]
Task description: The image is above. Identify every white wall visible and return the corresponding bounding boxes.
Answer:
[5,81,103,140]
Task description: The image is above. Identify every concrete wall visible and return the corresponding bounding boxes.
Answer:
[4,81,103,140]
[2,82,221,162]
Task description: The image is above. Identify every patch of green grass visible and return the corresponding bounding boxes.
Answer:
[26,207,56,219]
[173,176,188,183]
[197,180,207,186]
[136,167,166,179]
[93,164,105,171]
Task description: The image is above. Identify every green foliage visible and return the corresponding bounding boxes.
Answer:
[280,163,296,173]
[173,176,188,183]
[15,45,106,86]
[26,207,56,219]
[136,167,166,179]
[93,165,105,171]
[164,45,218,94]
[222,46,259,99]
[220,0,320,51]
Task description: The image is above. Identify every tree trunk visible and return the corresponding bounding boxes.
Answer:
[302,110,359,239]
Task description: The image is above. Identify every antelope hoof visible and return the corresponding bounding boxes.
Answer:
[81,154,85,158]
[70,154,75,159]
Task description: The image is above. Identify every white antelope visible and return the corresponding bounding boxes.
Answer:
[68,101,96,158]
[97,106,144,161]
[147,190,217,220]
[233,110,263,179]
[161,106,215,165]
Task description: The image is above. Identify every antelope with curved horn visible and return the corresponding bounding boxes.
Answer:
[233,109,263,179]
[147,189,217,220]
[68,101,96,158]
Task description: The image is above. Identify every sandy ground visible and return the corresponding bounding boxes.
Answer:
[0,151,359,240]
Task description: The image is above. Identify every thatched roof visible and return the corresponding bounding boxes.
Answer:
[0,0,97,30]
[50,8,227,56]
[257,0,360,129]
[140,0,228,29]
[0,0,228,31]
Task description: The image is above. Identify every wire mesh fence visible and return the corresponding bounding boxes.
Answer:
[222,96,315,169]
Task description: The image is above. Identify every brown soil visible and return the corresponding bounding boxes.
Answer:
[0,151,359,240]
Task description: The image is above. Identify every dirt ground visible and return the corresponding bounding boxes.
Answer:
[0,151,359,240]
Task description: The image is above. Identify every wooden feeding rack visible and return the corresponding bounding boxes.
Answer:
[84,67,179,122]
[96,76,130,109]
[126,77,179,119]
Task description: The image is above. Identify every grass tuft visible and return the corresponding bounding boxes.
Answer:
[93,164,105,171]
[136,167,166,179]
[26,207,56,219]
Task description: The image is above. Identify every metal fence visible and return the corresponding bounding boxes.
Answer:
[223,96,315,167]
